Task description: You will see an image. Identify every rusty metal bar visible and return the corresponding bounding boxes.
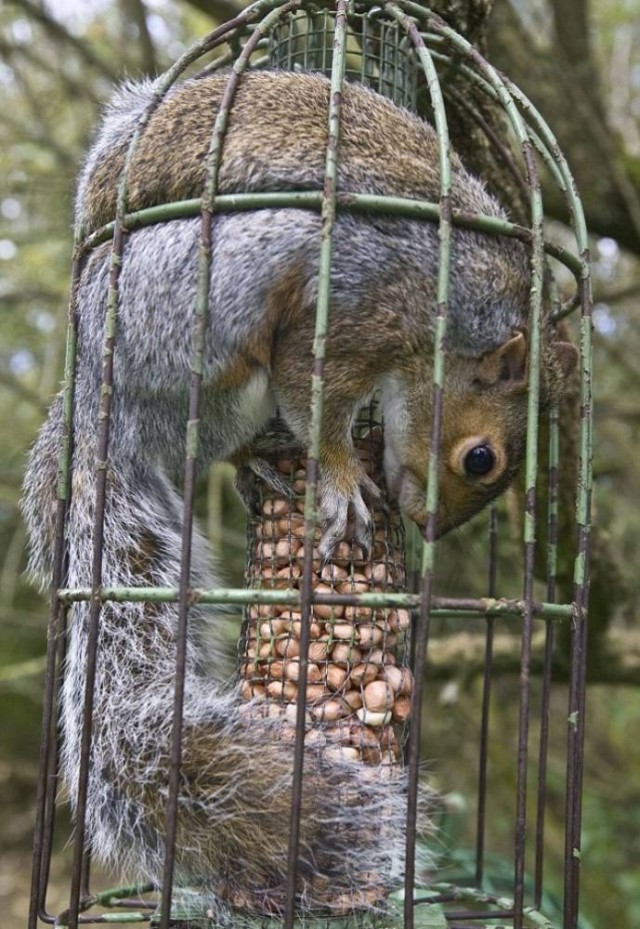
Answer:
[283,2,348,925]
[475,504,499,886]
[58,585,575,620]
[27,250,82,929]
[534,404,560,909]
[564,278,593,927]
[66,218,127,929]
[156,7,301,925]
[382,10,453,927]
[28,4,594,927]
[77,190,585,284]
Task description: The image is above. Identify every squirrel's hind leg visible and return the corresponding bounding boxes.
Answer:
[233,457,292,512]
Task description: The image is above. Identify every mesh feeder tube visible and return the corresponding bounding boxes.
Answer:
[239,417,414,913]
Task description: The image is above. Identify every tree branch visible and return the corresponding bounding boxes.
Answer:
[489,0,640,254]
[120,0,158,75]
[179,0,244,25]
[0,104,77,174]
[426,628,640,686]
[0,36,101,105]
[9,0,120,81]
[0,371,48,413]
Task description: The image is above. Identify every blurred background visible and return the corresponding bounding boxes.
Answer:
[1,0,639,927]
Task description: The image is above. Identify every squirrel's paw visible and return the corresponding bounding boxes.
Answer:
[318,472,380,560]
[234,458,292,512]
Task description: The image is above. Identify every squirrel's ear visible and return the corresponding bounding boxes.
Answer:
[476,330,528,387]
[555,340,579,378]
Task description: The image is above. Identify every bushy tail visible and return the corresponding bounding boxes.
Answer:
[22,392,420,917]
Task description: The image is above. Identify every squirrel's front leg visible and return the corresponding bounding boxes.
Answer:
[273,381,380,555]
[232,410,378,556]
[269,296,381,557]
[316,430,380,558]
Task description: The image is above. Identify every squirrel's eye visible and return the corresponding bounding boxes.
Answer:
[463,444,495,477]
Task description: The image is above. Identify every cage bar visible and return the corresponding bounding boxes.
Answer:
[474,503,499,887]
[282,3,350,925]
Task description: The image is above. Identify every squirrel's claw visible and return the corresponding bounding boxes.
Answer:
[360,472,385,509]
[236,453,380,560]
[234,458,291,513]
[318,479,374,560]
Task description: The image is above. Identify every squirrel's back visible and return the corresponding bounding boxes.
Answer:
[77,69,499,233]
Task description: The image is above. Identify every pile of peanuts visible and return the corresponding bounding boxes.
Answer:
[238,423,414,770]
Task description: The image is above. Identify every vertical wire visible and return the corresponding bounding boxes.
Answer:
[564,275,593,929]
[35,601,69,924]
[415,52,594,922]
[283,4,348,927]
[303,11,310,70]
[157,9,300,926]
[500,79,593,929]
[61,14,276,928]
[534,403,560,908]
[321,9,328,75]
[383,10,453,928]
[66,217,127,929]
[421,21,546,925]
[287,8,294,68]
[406,12,552,923]
[508,93,593,929]
[30,5,593,927]
[27,252,81,929]
[516,134,545,929]
[477,69,593,929]
[393,23,401,105]
[475,503,498,886]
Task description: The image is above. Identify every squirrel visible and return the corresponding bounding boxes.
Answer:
[22,70,577,917]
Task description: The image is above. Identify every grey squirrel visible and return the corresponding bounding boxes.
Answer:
[22,70,577,916]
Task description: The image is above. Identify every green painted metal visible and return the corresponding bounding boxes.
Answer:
[398,11,545,927]
[419,19,546,928]
[387,9,592,928]
[54,886,559,929]
[415,38,591,323]
[79,191,585,283]
[419,884,555,929]
[386,3,453,566]
[415,11,549,541]
[56,258,80,504]
[301,0,349,538]
[547,406,561,586]
[55,585,574,619]
[268,8,418,109]
[380,12,452,925]
[282,5,349,925]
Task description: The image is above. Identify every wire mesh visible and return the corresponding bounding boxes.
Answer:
[238,407,411,915]
[25,3,592,929]
[268,9,417,109]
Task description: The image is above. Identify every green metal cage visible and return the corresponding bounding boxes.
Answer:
[28,3,592,929]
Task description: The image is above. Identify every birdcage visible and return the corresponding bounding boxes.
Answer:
[25,2,592,929]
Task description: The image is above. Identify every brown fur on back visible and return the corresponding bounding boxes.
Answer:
[82,70,474,233]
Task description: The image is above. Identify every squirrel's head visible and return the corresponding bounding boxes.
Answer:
[382,328,578,537]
